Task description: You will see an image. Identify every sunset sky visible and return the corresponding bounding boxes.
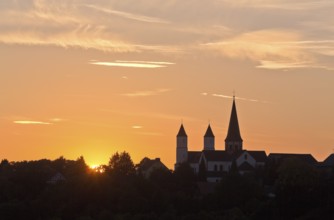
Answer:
[1,0,334,168]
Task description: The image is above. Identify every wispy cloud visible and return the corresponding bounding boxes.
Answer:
[121,89,171,97]
[203,29,334,70]
[223,0,334,10]
[49,118,66,122]
[0,0,333,68]
[0,1,178,54]
[11,116,65,125]
[89,60,175,68]
[29,0,82,25]
[210,93,270,104]
[14,120,52,125]
[256,60,308,70]
[85,4,169,24]
[0,30,137,53]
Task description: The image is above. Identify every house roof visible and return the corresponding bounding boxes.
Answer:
[188,151,202,163]
[204,124,214,137]
[177,124,187,137]
[225,98,243,142]
[267,153,317,165]
[247,151,267,162]
[137,157,168,171]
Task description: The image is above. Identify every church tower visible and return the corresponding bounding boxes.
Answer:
[176,124,188,165]
[225,97,243,154]
[204,124,215,151]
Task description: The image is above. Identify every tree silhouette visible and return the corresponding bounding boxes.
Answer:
[275,158,320,218]
[108,151,135,177]
[0,154,332,219]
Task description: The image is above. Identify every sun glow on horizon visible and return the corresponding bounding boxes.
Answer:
[90,164,99,169]
[89,164,105,173]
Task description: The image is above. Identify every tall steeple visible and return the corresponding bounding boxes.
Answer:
[176,124,188,166]
[204,124,215,151]
[225,96,243,154]
[177,124,187,137]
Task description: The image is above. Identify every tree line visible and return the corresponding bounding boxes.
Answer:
[0,152,334,220]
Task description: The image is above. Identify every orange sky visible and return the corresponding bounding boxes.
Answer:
[1,0,334,168]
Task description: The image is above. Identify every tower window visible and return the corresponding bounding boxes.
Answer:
[219,165,223,171]
[244,154,248,160]
[214,164,217,171]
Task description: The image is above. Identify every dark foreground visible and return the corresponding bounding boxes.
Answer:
[0,152,334,220]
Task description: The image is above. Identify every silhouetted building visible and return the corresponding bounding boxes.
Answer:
[322,154,334,167]
[225,98,243,153]
[267,153,317,166]
[137,157,169,178]
[175,97,266,182]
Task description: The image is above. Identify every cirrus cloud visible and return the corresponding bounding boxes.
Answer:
[89,60,175,68]
[14,120,52,125]
[203,29,334,70]
[121,89,171,97]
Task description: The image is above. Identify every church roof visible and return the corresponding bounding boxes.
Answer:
[188,151,202,163]
[225,98,243,142]
[267,153,317,165]
[323,154,334,166]
[247,151,267,162]
[204,124,215,137]
[202,150,241,162]
[199,150,266,163]
[177,124,187,137]
[238,161,254,171]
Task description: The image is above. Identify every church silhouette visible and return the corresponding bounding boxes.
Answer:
[175,97,267,182]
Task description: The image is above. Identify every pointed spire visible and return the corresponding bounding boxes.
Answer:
[177,124,187,137]
[204,124,215,137]
[225,98,243,142]
[204,124,215,151]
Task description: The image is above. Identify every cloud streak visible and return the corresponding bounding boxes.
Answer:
[121,89,171,97]
[14,120,52,125]
[89,60,175,68]
[209,93,270,104]
[85,4,169,24]
[223,0,334,10]
[0,30,137,53]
